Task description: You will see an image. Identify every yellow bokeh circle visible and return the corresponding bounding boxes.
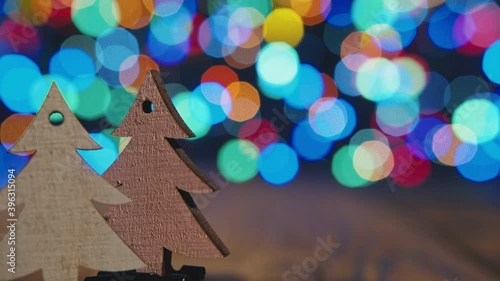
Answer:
[263,8,304,47]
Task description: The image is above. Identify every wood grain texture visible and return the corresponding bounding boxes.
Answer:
[100,71,229,275]
[0,83,145,281]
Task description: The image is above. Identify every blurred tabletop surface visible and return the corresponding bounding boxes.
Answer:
[173,165,500,281]
[2,163,499,281]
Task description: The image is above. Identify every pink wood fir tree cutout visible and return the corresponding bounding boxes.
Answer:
[0,83,145,281]
[101,70,229,274]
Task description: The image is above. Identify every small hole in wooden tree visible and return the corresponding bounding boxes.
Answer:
[142,100,154,113]
[49,111,64,126]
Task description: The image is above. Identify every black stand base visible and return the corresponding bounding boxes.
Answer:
[84,249,206,281]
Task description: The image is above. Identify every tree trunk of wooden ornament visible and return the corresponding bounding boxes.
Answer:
[99,70,229,275]
[84,249,206,281]
[0,83,145,281]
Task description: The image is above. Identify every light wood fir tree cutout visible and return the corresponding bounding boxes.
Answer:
[0,83,145,281]
[101,70,229,275]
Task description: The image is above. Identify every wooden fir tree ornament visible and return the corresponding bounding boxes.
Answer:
[100,70,229,275]
[0,83,145,281]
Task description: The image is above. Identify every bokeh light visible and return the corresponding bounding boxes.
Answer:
[353,140,394,182]
[452,98,500,144]
[356,57,400,102]
[227,7,265,47]
[406,116,447,160]
[291,0,331,26]
[201,65,239,87]
[224,43,261,69]
[263,8,304,46]
[148,26,190,65]
[432,124,478,166]
[62,35,102,71]
[292,120,334,161]
[483,40,500,84]
[308,97,357,141]
[96,28,139,72]
[390,144,431,187]
[350,128,389,149]
[352,0,397,32]
[74,77,111,120]
[393,56,427,98]
[376,95,420,136]
[115,0,154,29]
[428,5,467,50]
[71,0,119,37]
[0,114,34,150]
[0,20,41,57]
[149,6,193,46]
[258,143,299,185]
[192,82,231,125]
[224,82,260,122]
[340,31,381,66]
[456,142,500,182]
[320,73,338,98]
[0,55,43,113]
[324,0,353,27]
[8,0,53,26]
[332,145,370,188]
[334,56,362,97]
[239,118,278,150]
[257,42,299,88]
[217,139,259,183]
[461,2,500,50]
[226,0,272,16]
[197,14,235,59]
[283,64,324,109]
[50,48,96,91]
[155,0,191,16]
[366,25,403,53]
